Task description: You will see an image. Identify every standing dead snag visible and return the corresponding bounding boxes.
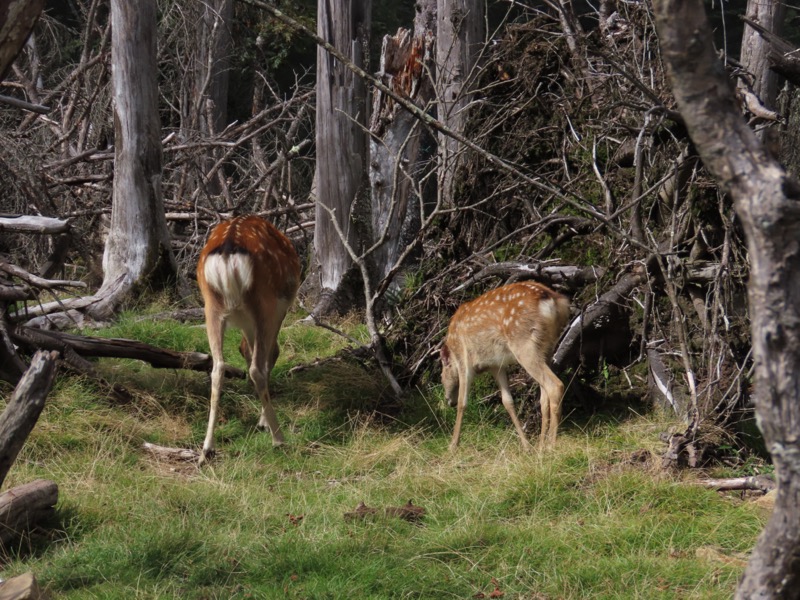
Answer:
[196,215,301,464]
[441,281,571,451]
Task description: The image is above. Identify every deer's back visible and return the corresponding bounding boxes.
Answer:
[446,281,570,369]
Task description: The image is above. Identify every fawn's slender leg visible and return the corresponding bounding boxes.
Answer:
[513,342,565,446]
[544,375,565,444]
[491,367,534,451]
[449,368,473,451]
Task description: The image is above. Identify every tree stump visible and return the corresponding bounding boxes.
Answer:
[0,479,59,547]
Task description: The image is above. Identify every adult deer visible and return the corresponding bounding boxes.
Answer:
[441,280,571,452]
[196,215,301,464]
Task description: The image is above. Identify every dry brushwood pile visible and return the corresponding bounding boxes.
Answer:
[390,5,753,465]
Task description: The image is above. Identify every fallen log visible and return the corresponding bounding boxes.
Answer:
[0,261,86,291]
[0,351,59,488]
[344,500,426,523]
[452,261,606,292]
[552,266,647,371]
[0,480,59,548]
[698,475,776,494]
[0,216,69,235]
[142,442,201,462]
[11,326,245,379]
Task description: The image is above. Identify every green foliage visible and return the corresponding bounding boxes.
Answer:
[0,311,768,598]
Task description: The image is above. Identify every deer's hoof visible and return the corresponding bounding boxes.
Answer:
[198,448,215,466]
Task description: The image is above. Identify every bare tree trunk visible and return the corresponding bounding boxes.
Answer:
[190,0,233,200]
[654,0,800,595]
[0,0,44,81]
[368,0,436,286]
[309,0,372,316]
[739,0,785,110]
[436,0,485,208]
[89,0,178,320]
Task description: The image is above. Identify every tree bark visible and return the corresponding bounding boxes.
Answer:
[311,0,371,316]
[90,0,178,320]
[0,350,58,489]
[0,0,44,81]
[739,0,785,110]
[436,0,485,207]
[189,0,233,200]
[368,0,435,286]
[653,0,800,596]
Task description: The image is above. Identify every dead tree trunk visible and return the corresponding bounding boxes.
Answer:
[0,0,44,81]
[654,0,800,595]
[739,0,785,110]
[88,0,178,320]
[368,0,435,287]
[188,0,233,201]
[436,0,485,207]
[309,0,371,316]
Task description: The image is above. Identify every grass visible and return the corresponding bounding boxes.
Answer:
[0,309,768,599]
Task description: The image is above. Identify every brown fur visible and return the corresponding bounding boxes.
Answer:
[196,215,301,463]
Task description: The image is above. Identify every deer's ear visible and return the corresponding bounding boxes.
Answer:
[441,344,451,366]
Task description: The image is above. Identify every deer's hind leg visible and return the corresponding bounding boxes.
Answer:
[201,302,227,464]
[242,310,285,446]
[491,367,533,451]
[510,341,565,446]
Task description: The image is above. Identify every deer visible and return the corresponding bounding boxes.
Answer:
[440,280,571,452]
[196,215,301,464]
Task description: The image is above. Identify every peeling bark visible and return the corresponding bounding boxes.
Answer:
[369,1,435,285]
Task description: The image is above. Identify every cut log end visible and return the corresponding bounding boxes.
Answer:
[0,479,59,548]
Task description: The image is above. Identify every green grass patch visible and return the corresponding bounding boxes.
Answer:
[0,311,767,599]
